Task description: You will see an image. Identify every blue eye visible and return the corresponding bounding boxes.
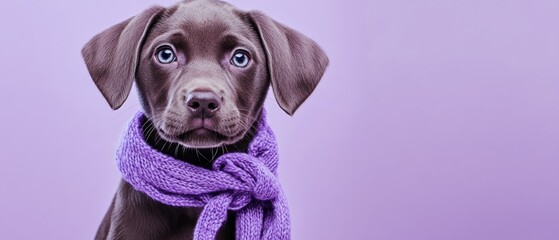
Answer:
[156,47,176,64]
[230,51,250,68]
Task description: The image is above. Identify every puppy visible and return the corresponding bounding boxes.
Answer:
[82,0,328,239]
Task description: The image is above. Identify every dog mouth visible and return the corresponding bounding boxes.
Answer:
[155,115,247,148]
[154,110,246,148]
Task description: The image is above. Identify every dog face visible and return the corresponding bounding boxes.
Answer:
[82,0,328,148]
[136,2,270,148]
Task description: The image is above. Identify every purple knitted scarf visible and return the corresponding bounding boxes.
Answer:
[116,111,290,240]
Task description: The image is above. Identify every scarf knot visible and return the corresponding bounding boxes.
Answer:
[213,153,281,202]
[116,110,290,240]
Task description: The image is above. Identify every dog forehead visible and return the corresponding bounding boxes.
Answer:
[165,0,245,33]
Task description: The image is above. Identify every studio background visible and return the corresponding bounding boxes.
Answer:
[1,0,558,239]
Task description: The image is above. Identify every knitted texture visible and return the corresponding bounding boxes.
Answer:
[116,110,290,240]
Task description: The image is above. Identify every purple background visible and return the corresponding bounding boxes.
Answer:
[1,0,558,239]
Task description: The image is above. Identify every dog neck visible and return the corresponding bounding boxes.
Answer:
[141,118,258,169]
[116,109,289,239]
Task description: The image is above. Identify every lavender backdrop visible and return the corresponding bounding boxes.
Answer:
[1,0,558,239]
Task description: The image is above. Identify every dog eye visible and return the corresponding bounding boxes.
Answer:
[156,47,176,64]
[230,51,250,68]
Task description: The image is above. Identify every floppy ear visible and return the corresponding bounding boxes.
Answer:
[82,6,165,110]
[248,11,329,116]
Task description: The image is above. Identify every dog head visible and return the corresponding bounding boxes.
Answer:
[82,0,328,148]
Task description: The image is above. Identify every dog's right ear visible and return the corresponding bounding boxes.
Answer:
[82,6,165,110]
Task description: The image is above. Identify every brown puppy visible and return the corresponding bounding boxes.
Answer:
[82,0,328,239]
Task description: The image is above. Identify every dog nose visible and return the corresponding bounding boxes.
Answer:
[185,91,221,118]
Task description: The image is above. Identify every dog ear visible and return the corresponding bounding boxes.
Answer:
[82,6,165,110]
[248,11,329,116]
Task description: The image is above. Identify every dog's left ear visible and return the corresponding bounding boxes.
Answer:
[82,6,165,110]
[248,11,329,116]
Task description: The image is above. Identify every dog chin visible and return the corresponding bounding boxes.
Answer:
[157,128,227,149]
